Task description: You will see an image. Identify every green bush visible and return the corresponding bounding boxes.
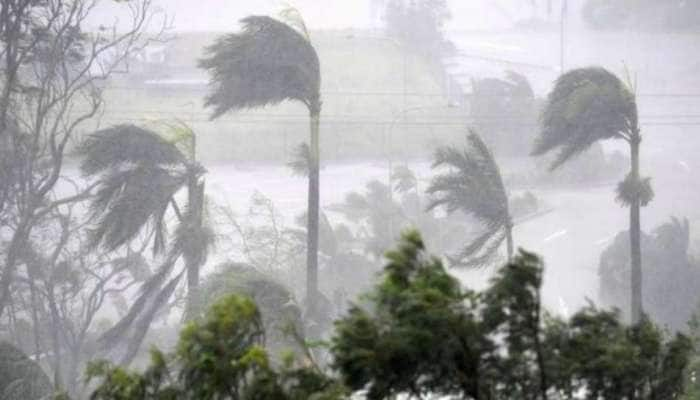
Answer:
[88,230,693,399]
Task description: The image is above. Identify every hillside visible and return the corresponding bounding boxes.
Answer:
[97,30,463,163]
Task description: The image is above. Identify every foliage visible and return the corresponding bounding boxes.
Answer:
[0,341,53,400]
[213,193,373,345]
[80,123,214,367]
[427,131,513,267]
[87,295,346,400]
[190,263,305,361]
[391,165,417,195]
[199,12,323,318]
[332,230,484,399]
[533,67,637,170]
[599,217,700,331]
[287,143,312,177]
[616,173,654,207]
[199,15,321,118]
[470,71,538,157]
[79,124,202,254]
[0,0,163,329]
[6,205,158,395]
[525,143,628,187]
[0,0,164,394]
[534,66,649,325]
[548,308,692,399]
[84,230,695,399]
[332,230,693,399]
[682,314,700,399]
[335,180,406,257]
[481,250,548,398]
[383,0,453,59]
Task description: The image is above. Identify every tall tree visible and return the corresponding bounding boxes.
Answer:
[199,14,323,312]
[599,217,699,331]
[0,0,164,321]
[383,0,452,59]
[427,131,514,267]
[532,67,652,324]
[470,71,537,157]
[79,124,213,364]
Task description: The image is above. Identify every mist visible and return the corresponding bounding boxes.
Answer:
[1,0,700,398]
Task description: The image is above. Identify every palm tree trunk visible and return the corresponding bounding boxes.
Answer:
[185,178,204,320]
[629,133,643,325]
[306,109,321,314]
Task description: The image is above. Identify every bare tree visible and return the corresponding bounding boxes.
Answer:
[0,0,168,321]
[9,200,147,395]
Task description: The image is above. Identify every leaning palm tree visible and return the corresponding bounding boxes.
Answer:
[532,67,652,325]
[199,12,322,311]
[427,130,514,267]
[79,123,214,364]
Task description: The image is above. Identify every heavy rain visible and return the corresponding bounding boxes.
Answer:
[1,0,699,398]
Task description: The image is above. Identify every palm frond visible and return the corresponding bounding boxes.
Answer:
[97,258,177,350]
[81,124,201,253]
[533,67,637,169]
[278,4,310,40]
[392,165,417,194]
[428,130,511,267]
[504,70,535,98]
[199,15,321,118]
[615,174,654,207]
[79,124,186,176]
[89,165,187,252]
[448,229,507,268]
[652,217,690,253]
[427,131,509,225]
[119,270,185,366]
[148,119,196,159]
[287,142,311,177]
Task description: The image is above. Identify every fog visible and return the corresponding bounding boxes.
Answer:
[2,0,700,398]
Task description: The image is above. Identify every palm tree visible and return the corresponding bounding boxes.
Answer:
[427,130,513,267]
[532,67,652,324]
[199,14,323,311]
[79,123,213,364]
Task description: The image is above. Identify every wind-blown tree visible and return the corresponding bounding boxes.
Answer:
[332,230,693,399]
[427,131,514,267]
[87,295,346,400]
[470,71,537,157]
[532,67,652,324]
[599,217,700,331]
[199,13,323,313]
[79,124,213,365]
[0,0,165,322]
[190,262,307,361]
[0,341,53,399]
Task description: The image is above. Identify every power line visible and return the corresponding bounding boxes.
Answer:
[89,115,700,128]
[101,85,700,99]
[84,108,700,121]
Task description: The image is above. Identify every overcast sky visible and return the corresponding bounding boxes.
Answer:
[92,0,557,32]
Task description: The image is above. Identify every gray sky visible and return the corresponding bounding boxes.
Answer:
[92,0,550,32]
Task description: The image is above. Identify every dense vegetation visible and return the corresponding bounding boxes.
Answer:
[88,231,693,400]
[0,1,697,399]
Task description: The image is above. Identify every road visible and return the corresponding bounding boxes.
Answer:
[205,150,700,314]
